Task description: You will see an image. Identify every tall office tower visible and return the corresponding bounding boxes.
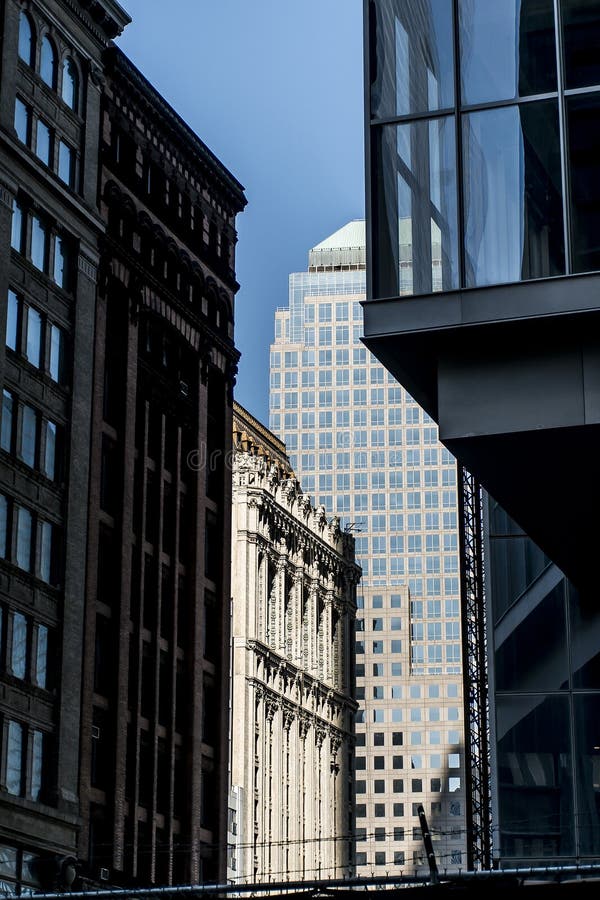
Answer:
[0,0,129,892]
[364,0,600,871]
[0,1,245,891]
[270,222,467,876]
[229,403,359,883]
[79,47,246,886]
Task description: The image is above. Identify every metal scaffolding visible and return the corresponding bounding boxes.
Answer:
[458,467,492,870]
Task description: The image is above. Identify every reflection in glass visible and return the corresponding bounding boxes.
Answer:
[19,404,37,468]
[44,421,57,480]
[574,696,600,855]
[31,730,44,800]
[569,584,600,688]
[18,12,33,66]
[495,583,567,691]
[49,324,64,383]
[7,291,19,351]
[463,101,564,288]
[490,533,551,621]
[14,98,29,144]
[11,613,27,678]
[36,625,48,688]
[567,93,600,274]
[562,0,600,89]
[36,120,51,166]
[31,216,47,271]
[374,117,458,298]
[11,200,23,252]
[40,36,57,88]
[58,141,74,187]
[459,0,556,105]
[26,307,41,368]
[371,0,454,119]
[62,58,78,112]
[16,506,32,571]
[6,721,23,795]
[39,521,52,583]
[496,694,574,857]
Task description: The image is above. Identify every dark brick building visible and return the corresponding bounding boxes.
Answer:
[0,0,245,890]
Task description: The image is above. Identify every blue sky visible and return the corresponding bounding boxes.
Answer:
[117,0,365,423]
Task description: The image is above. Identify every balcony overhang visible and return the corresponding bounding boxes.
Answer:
[362,272,600,592]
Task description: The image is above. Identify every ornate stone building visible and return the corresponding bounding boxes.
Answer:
[229,404,360,883]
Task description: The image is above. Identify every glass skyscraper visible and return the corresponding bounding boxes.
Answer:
[269,222,467,875]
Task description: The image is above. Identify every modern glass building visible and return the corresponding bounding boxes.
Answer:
[364,0,600,869]
[270,222,468,875]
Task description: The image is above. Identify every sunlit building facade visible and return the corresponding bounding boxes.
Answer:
[229,403,359,883]
[270,222,467,874]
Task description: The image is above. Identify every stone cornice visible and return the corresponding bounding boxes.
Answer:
[247,640,358,713]
[103,47,246,213]
[61,0,130,44]
[249,677,356,731]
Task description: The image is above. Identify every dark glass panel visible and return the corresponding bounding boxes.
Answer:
[490,533,551,621]
[370,0,454,119]
[569,583,600,688]
[463,101,564,287]
[567,93,600,273]
[495,583,567,691]
[459,0,556,105]
[573,695,600,855]
[496,694,574,857]
[562,0,600,89]
[373,116,458,298]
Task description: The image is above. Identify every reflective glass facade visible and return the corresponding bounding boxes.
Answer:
[487,498,600,863]
[367,0,600,298]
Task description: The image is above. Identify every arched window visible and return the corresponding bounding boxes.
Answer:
[40,35,57,87]
[61,57,78,111]
[18,11,34,66]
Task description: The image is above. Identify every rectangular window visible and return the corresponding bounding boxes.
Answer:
[26,307,42,368]
[58,140,75,187]
[19,404,37,467]
[38,520,53,583]
[49,324,65,382]
[11,612,28,678]
[53,235,69,289]
[35,624,48,688]
[15,506,32,571]
[30,729,44,800]
[6,721,24,795]
[14,97,30,144]
[11,199,24,251]
[43,420,58,479]
[31,216,48,271]
[35,119,52,166]
[6,290,19,351]
[1,391,14,452]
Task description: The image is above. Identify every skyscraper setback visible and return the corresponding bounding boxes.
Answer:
[269,222,468,874]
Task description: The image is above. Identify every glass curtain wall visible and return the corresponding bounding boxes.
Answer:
[367,0,600,298]
[487,498,600,862]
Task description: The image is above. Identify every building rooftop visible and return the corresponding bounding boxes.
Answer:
[308,220,366,272]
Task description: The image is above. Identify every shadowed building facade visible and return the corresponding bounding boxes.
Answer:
[0,0,245,890]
